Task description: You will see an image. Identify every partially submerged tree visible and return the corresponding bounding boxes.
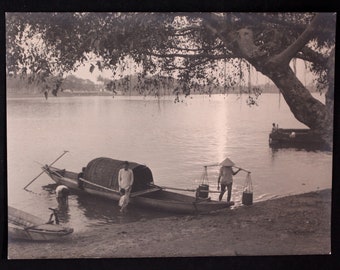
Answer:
[6,12,335,147]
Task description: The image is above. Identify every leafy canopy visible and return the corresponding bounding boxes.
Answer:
[6,12,336,97]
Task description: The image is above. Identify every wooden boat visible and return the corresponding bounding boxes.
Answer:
[8,206,73,241]
[269,128,325,148]
[42,157,234,214]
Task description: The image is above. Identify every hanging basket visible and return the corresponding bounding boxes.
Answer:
[197,184,209,199]
[242,172,253,205]
[196,166,210,199]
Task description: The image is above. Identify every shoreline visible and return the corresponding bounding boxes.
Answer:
[6,92,289,99]
[8,188,331,259]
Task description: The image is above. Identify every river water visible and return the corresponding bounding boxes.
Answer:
[7,93,332,232]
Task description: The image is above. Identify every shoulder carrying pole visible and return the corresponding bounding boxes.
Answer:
[233,166,251,173]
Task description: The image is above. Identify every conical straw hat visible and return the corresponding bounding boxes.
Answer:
[219,158,235,167]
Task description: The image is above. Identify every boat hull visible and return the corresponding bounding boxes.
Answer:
[269,128,326,149]
[8,206,73,241]
[44,167,234,214]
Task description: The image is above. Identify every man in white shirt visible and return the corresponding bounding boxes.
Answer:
[118,161,134,211]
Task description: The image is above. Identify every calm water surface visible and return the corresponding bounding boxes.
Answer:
[7,94,332,232]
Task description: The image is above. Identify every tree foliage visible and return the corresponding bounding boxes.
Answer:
[6,13,334,94]
[6,12,336,145]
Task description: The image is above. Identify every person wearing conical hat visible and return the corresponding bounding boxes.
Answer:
[217,158,241,202]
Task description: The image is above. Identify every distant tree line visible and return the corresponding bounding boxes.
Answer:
[7,74,99,94]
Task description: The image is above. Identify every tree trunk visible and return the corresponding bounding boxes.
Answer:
[262,65,333,148]
[203,14,333,148]
[229,22,333,149]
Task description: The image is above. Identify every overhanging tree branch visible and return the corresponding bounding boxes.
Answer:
[296,46,329,68]
[268,13,327,66]
[145,50,236,60]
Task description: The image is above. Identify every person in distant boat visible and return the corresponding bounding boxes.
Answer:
[272,123,279,132]
[55,185,70,205]
[118,161,134,211]
[217,158,241,202]
[289,131,296,138]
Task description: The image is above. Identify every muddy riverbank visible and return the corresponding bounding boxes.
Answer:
[8,189,331,259]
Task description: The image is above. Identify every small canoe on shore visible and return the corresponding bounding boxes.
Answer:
[269,128,325,148]
[8,206,73,241]
[42,158,234,214]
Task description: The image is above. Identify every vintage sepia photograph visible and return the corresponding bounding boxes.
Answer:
[6,12,335,259]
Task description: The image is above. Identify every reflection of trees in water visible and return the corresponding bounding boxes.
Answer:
[57,203,70,223]
[270,145,326,160]
[75,193,172,225]
[44,184,174,225]
[75,193,135,224]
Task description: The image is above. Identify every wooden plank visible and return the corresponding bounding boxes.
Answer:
[130,187,161,197]
[79,177,117,193]
[79,177,161,197]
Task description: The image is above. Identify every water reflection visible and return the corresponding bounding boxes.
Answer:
[75,192,172,226]
[270,144,330,152]
[7,94,332,229]
[57,203,70,223]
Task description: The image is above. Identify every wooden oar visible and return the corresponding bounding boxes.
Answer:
[23,151,69,191]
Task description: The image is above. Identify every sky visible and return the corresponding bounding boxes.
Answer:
[72,64,114,83]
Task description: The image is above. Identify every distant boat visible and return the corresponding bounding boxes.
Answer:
[269,128,326,149]
[8,206,73,241]
[42,157,234,214]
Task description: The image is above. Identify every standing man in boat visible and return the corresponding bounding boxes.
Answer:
[272,123,279,132]
[118,161,134,212]
[217,158,241,202]
[55,184,70,206]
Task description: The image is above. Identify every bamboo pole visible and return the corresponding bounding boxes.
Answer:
[233,166,251,173]
[24,151,69,190]
[203,163,251,173]
[79,177,117,193]
[152,184,221,194]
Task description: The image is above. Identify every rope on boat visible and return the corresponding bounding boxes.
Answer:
[24,189,46,197]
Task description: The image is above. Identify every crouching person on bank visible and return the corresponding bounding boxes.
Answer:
[56,184,70,206]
